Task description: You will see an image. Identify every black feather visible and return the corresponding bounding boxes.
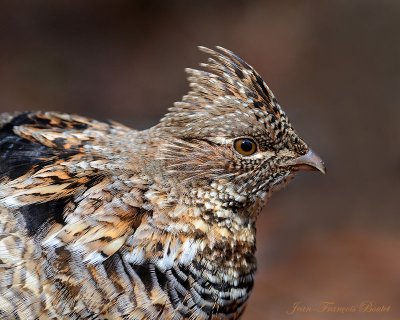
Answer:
[19,198,69,236]
[0,113,77,180]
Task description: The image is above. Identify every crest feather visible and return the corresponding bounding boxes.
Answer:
[163,46,287,118]
[159,46,290,137]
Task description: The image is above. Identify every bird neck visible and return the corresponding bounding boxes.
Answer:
[118,172,258,317]
[123,198,256,318]
[138,183,257,298]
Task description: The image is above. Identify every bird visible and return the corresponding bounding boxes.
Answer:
[0,46,325,320]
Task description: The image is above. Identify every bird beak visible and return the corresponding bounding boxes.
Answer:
[284,150,326,174]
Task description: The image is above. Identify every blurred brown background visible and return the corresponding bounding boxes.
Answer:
[0,1,399,319]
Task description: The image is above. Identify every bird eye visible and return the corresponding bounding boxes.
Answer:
[234,138,257,156]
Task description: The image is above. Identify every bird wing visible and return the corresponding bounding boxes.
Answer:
[0,112,145,264]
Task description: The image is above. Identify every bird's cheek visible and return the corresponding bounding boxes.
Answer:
[260,153,277,171]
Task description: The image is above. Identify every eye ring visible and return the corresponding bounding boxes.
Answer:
[233,138,258,156]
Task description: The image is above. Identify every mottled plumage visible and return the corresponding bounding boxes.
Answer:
[0,47,325,319]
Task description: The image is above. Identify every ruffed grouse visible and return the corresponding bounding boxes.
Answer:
[0,47,325,319]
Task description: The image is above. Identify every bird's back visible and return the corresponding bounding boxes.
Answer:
[0,112,148,319]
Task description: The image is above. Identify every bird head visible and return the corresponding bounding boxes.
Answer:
[155,46,325,214]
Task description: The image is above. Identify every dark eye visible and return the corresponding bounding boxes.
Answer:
[234,138,257,156]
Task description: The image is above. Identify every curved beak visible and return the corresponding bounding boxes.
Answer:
[283,150,326,174]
